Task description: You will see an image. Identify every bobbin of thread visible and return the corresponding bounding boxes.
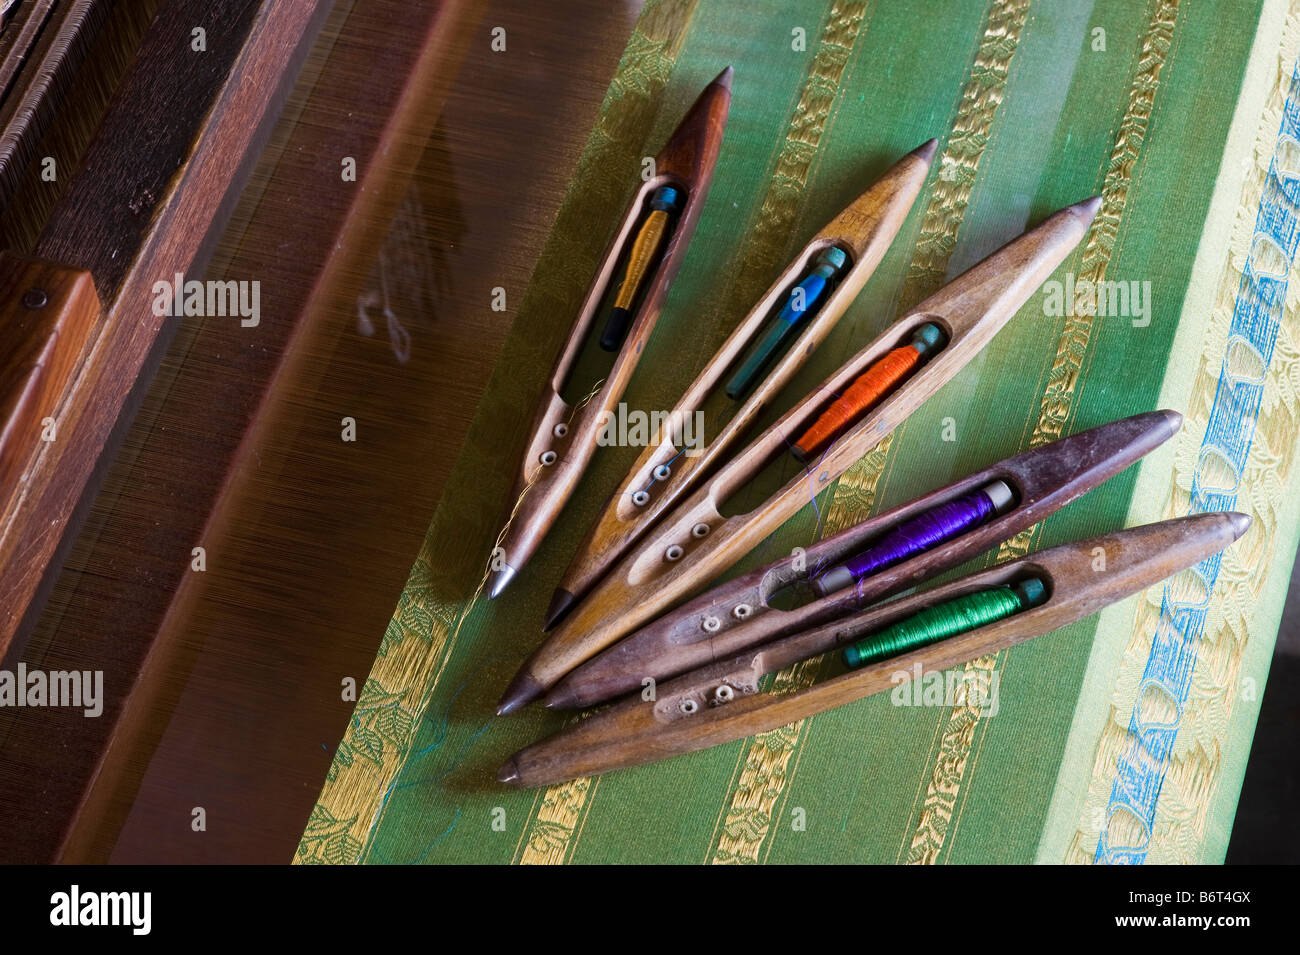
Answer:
[842,575,1046,669]
[791,322,946,463]
[812,479,1016,597]
[724,245,850,400]
[599,185,683,352]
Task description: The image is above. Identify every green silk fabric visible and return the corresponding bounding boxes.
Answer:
[298,0,1299,864]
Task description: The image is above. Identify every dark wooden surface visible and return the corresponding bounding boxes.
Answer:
[0,0,333,862]
[57,0,487,863]
[0,0,330,658]
[0,0,643,863]
[32,0,260,296]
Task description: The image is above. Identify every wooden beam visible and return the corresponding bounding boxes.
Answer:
[0,253,100,512]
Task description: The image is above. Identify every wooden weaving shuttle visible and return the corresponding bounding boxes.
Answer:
[546,409,1183,709]
[487,67,733,599]
[542,140,938,631]
[499,511,1250,786]
[497,195,1101,713]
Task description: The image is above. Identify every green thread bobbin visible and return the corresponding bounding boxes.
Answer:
[843,578,1046,669]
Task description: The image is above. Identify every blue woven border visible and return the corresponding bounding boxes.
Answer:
[1096,62,1300,864]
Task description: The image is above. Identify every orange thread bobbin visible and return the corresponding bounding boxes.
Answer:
[792,323,946,461]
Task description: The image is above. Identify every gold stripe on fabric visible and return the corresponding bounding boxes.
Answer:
[515,777,601,865]
[707,0,1031,866]
[905,0,1182,866]
[720,0,873,311]
[1064,5,1300,864]
[893,0,1033,309]
[709,657,823,865]
[296,0,700,866]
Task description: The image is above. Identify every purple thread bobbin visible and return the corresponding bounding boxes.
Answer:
[811,480,1015,597]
